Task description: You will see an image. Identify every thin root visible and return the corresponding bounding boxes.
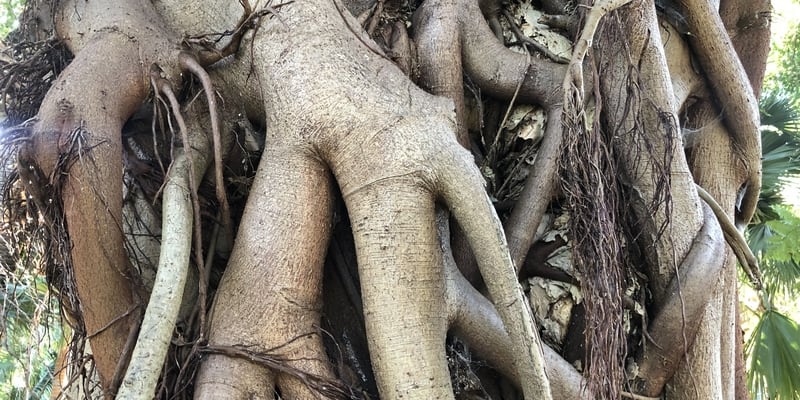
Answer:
[187,0,294,65]
[502,9,569,63]
[695,184,762,289]
[179,52,233,261]
[151,66,211,333]
[563,0,632,94]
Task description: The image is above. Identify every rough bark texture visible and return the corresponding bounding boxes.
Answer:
[18,0,184,390]
[0,0,770,399]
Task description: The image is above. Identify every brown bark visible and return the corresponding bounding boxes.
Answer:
[23,7,166,392]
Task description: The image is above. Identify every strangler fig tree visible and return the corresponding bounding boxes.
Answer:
[0,0,769,399]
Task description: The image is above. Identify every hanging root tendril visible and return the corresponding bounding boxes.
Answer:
[695,184,762,289]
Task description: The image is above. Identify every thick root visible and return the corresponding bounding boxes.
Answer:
[345,181,452,399]
[117,103,212,399]
[437,211,587,399]
[436,146,553,400]
[195,149,336,399]
[677,0,762,225]
[635,203,725,397]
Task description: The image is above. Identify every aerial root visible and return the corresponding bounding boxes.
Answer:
[118,66,229,398]
[563,0,632,95]
[695,184,762,289]
[175,53,229,340]
[677,0,762,225]
[179,53,232,262]
[150,68,209,325]
[437,149,553,400]
[635,202,726,396]
[116,99,213,399]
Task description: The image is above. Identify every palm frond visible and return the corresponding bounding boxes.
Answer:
[761,127,800,195]
[746,306,800,400]
[748,206,800,295]
[749,91,800,230]
[761,90,800,136]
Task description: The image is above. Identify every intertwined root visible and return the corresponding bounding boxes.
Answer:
[15,0,766,398]
[19,0,188,392]
[190,0,554,397]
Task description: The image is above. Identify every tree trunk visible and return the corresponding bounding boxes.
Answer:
[0,0,771,398]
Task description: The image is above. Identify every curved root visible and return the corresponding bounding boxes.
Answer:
[117,102,212,399]
[635,202,726,397]
[437,148,553,400]
[695,184,761,288]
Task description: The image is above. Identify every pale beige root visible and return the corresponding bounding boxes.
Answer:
[696,184,761,287]
[678,0,762,226]
[194,149,336,399]
[345,182,452,399]
[116,103,212,399]
[436,212,587,399]
[413,0,468,146]
[435,144,553,400]
[459,0,564,104]
[636,203,725,397]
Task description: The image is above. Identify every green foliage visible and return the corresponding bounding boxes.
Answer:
[748,91,800,294]
[753,91,800,223]
[744,90,800,399]
[0,0,25,38]
[746,301,800,400]
[0,270,63,400]
[771,23,800,108]
[748,207,800,295]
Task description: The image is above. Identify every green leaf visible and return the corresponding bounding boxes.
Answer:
[746,309,800,400]
[758,92,800,203]
[0,270,60,400]
[761,90,800,135]
[748,206,800,295]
